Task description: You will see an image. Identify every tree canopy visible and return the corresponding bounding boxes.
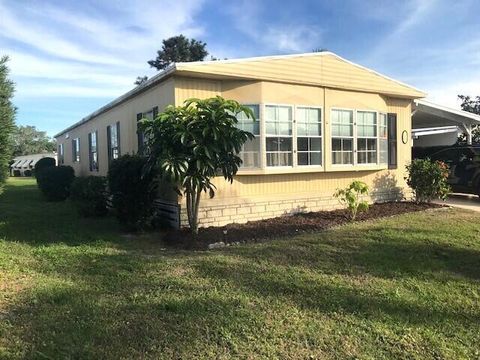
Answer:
[140,96,254,234]
[148,35,209,71]
[11,125,56,157]
[0,56,16,191]
[458,95,480,143]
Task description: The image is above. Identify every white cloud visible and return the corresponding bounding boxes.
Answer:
[226,1,323,53]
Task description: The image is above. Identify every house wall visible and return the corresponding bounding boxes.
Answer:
[55,79,175,176]
[55,74,414,228]
[175,77,413,227]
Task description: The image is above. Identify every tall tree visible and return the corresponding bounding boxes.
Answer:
[458,95,480,143]
[147,35,209,71]
[140,97,254,234]
[11,125,56,157]
[0,56,16,191]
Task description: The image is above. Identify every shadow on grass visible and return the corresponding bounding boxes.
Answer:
[0,179,123,246]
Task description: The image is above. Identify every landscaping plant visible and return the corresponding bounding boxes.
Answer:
[70,176,108,217]
[34,157,56,176]
[36,165,75,201]
[140,96,254,235]
[0,56,16,194]
[406,158,451,203]
[107,154,157,231]
[334,180,369,221]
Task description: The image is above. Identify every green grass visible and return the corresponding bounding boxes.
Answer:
[1,177,480,359]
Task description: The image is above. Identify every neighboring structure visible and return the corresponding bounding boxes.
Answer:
[55,52,426,228]
[10,153,57,176]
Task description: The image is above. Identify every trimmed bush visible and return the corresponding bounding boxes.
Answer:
[24,169,32,177]
[34,157,56,176]
[36,165,75,201]
[406,158,451,203]
[107,154,157,231]
[70,176,108,217]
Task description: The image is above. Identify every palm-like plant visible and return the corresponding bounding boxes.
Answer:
[140,96,254,234]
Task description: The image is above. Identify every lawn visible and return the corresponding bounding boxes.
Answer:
[1,178,480,359]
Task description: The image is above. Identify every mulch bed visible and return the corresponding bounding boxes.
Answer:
[163,202,444,250]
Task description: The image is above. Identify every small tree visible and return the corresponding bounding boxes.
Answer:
[0,56,16,192]
[140,97,254,234]
[406,159,451,203]
[334,180,370,221]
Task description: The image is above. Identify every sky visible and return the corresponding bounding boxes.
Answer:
[1,0,479,137]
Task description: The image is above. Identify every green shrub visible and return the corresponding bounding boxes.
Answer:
[36,166,75,201]
[107,154,157,231]
[334,180,369,221]
[70,176,108,217]
[34,157,56,176]
[406,158,451,203]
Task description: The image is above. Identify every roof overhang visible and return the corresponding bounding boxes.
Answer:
[413,99,480,127]
[412,125,459,138]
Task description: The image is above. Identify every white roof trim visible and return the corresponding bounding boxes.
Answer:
[412,126,459,137]
[415,99,480,123]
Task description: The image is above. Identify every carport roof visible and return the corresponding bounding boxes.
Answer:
[414,99,480,126]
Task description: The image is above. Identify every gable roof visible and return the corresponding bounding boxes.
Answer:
[55,51,425,138]
[175,52,426,98]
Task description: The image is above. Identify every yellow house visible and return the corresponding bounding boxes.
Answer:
[54,52,426,228]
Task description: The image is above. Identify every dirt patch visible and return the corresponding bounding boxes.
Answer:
[163,202,444,250]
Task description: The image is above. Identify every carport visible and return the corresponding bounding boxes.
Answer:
[412,99,480,146]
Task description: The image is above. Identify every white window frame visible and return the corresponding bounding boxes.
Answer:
[295,105,323,168]
[378,112,388,165]
[72,138,80,163]
[264,103,294,168]
[355,109,379,166]
[331,107,355,166]
[237,104,261,169]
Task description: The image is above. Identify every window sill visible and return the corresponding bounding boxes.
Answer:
[236,164,389,175]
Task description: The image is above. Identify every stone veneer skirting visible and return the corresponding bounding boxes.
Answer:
[180,189,411,228]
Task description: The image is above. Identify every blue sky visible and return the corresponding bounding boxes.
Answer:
[1,0,479,137]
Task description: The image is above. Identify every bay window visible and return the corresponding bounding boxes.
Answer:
[379,113,388,165]
[331,109,354,165]
[297,107,322,166]
[357,111,377,164]
[237,105,260,168]
[265,105,293,167]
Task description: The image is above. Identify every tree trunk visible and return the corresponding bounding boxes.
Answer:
[191,190,202,235]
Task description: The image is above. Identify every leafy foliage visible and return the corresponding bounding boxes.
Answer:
[70,176,108,217]
[0,56,16,192]
[11,125,56,157]
[334,180,370,221]
[406,158,451,203]
[147,35,208,70]
[34,157,56,176]
[134,76,148,86]
[36,166,75,201]
[140,96,254,234]
[107,154,157,231]
[457,95,480,143]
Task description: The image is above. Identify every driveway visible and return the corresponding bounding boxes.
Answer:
[435,193,480,212]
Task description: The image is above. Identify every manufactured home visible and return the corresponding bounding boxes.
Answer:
[55,52,431,227]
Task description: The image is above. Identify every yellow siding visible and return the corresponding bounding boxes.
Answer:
[173,77,412,209]
[56,78,175,176]
[177,53,425,98]
[174,77,221,105]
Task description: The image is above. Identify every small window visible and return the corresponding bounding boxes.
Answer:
[107,122,121,163]
[237,105,260,168]
[331,109,354,165]
[137,106,157,154]
[88,131,99,172]
[72,138,80,162]
[297,107,322,166]
[265,105,293,167]
[379,113,388,165]
[58,143,64,165]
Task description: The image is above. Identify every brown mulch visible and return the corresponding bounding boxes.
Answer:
[163,202,445,250]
